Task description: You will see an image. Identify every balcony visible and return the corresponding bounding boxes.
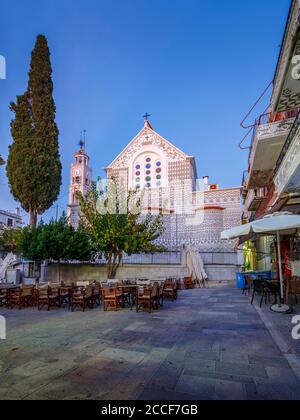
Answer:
[275,111,300,195]
[271,0,300,113]
[243,188,265,213]
[247,112,297,188]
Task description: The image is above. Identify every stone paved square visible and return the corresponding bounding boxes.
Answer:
[0,286,300,400]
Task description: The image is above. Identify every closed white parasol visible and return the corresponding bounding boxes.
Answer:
[185,246,208,288]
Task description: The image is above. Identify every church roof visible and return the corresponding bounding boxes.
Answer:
[106,120,195,170]
[144,120,153,130]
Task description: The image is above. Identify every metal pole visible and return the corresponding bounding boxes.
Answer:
[270,232,291,314]
[277,231,284,304]
[176,214,178,249]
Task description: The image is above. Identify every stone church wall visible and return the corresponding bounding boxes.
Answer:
[156,187,241,253]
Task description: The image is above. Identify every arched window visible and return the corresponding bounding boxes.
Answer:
[132,152,164,189]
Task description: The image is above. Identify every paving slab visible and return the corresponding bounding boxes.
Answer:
[215,379,246,401]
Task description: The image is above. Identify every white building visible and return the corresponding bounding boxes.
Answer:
[0,209,22,230]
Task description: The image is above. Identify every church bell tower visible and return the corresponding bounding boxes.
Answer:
[68,135,92,228]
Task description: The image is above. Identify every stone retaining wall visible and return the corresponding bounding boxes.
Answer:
[43,262,239,283]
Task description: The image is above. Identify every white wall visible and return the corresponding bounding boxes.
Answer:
[0,211,21,228]
[43,262,239,284]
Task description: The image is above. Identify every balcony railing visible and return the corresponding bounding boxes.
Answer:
[255,109,299,127]
[275,110,300,174]
[248,109,299,171]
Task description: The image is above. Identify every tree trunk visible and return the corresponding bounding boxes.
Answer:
[107,252,121,279]
[29,209,37,227]
[57,260,61,283]
[107,252,113,279]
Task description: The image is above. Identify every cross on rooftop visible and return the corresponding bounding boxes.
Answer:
[143,112,151,122]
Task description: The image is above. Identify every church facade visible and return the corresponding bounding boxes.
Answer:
[68,119,242,261]
[106,119,241,254]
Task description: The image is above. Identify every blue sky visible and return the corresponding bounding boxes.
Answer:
[0,0,291,223]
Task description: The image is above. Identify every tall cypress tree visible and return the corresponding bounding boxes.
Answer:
[7,35,61,226]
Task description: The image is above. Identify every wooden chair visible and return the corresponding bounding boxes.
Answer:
[158,282,165,307]
[36,284,48,309]
[58,282,73,307]
[8,286,34,309]
[70,285,94,312]
[136,283,159,313]
[92,282,102,307]
[37,284,60,311]
[285,277,300,304]
[184,277,194,290]
[0,289,8,307]
[59,283,71,307]
[152,282,160,310]
[102,286,123,312]
[120,286,132,308]
[163,279,178,301]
